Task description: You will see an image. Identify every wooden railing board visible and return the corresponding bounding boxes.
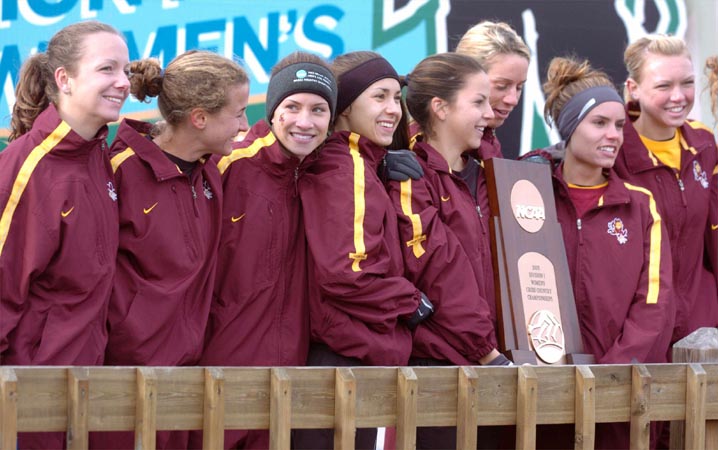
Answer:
[2,363,717,450]
[222,368,272,429]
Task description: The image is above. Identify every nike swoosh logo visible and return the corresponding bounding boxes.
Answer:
[143,202,158,214]
[441,195,450,202]
[712,224,718,231]
[61,206,74,218]
[231,213,246,223]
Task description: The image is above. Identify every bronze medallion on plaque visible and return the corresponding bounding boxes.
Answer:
[485,158,593,365]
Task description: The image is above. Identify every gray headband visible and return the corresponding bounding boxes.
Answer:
[556,86,624,141]
[266,62,338,123]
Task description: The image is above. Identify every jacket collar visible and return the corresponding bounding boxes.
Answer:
[327,130,386,170]
[114,118,206,182]
[34,104,109,156]
[241,120,305,177]
[553,161,631,207]
[620,102,713,174]
[412,140,452,174]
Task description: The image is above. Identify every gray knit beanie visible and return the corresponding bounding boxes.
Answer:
[265,62,338,123]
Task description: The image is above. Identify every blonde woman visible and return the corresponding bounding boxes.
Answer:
[615,35,718,348]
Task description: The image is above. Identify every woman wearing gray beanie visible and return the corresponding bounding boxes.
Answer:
[196,51,337,450]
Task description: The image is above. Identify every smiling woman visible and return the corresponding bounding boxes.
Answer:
[614,35,718,355]
[525,55,674,450]
[293,52,430,450]
[455,20,530,159]
[195,51,338,450]
[0,20,129,450]
[91,49,250,450]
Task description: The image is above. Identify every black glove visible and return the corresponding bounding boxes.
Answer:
[485,353,513,366]
[405,292,434,330]
[381,149,424,182]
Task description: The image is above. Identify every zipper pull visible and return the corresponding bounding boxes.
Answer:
[191,185,197,199]
[675,172,687,206]
[476,205,483,218]
[576,218,582,230]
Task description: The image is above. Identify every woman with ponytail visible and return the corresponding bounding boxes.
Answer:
[615,35,718,349]
[93,50,249,450]
[704,55,718,288]
[531,55,674,449]
[393,51,509,449]
[0,20,130,449]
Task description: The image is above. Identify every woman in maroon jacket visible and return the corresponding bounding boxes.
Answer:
[92,50,249,450]
[455,20,530,160]
[615,35,718,349]
[706,56,718,287]
[0,21,129,449]
[294,52,433,450]
[392,52,511,449]
[196,51,337,450]
[536,55,674,450]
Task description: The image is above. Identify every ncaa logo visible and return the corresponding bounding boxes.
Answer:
[295,69,308,79]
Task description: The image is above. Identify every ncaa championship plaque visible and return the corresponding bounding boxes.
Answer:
[485,158,593,365]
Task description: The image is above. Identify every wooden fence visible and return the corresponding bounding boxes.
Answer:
[1,363,717,450]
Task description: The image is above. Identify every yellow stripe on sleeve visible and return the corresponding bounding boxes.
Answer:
[0,121,72,256]
[624,183,662,304]
[347,133,367,272]
[686,120,713,134]
[399,179,426,258]
[217,132,276,175]
[110,147,135,173]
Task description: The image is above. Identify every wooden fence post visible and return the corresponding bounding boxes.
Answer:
[270,368,291,450]
[203,368,225,450]
[456,366,479,449]
[671,327,718,450]
[0,368,18,450]
[630,365,651,450]
[516,366,537,450]
[396,367,417,450]
[574,365,595,450]
[135,367,157,450]
[334,368,356,450]
[66,367,90,450]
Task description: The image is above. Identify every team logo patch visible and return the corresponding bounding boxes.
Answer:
[607,217,628,244]
[107,181,117,201]
[203,180,213,200]
[693,161,709,189]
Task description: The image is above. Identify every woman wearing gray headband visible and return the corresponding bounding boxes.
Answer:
[530,56,674,450]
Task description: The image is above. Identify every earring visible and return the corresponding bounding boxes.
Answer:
[62,85,71,95]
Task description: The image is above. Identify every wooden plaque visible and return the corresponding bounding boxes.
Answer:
[485,158,593,365]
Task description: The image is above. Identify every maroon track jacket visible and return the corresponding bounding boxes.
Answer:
[613,104,718,344]
[105,118,221,366]
[388,141,497,364]
[554,165,674,364]
[299,131,420,366]
[1,104,117,367]
[201,120,310,367]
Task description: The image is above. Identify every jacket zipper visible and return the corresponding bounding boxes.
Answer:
[675,173,687,207]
